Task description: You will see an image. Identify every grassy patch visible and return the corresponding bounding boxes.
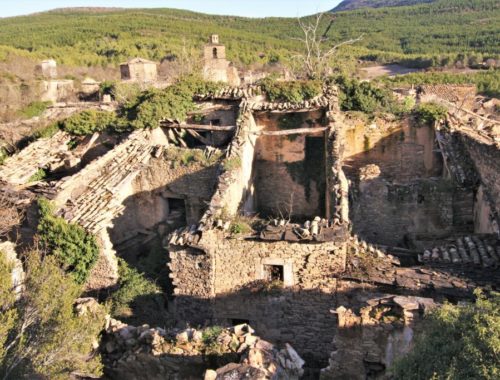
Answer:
[28,168,47,182]
[18,101,51,119]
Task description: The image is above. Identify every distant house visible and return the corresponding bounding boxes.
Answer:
[120,58,158,82]
[37,59,58,79]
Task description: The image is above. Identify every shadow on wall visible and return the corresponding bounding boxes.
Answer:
[115,277,476,380]
[343,125,477,248]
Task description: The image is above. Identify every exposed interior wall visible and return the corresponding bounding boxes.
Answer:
[252,111,327,220]
[342,117,475,247]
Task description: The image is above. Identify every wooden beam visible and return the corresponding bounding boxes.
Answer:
[160,122,236,132]
[186,129,212,146]
[252,127,327,136]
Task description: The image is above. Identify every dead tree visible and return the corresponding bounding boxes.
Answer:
[293,13,363,79]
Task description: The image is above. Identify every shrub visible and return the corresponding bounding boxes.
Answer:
[62,109,117,136]
[391,290,500,380]
[258,76,322,103]
[37,198,99,284]
[0,251,105,379]
[18,101,51,119]
[28,168,47,182]
[122,75,222,130]
[31,122,61,140]
[332,75,397,114]
[414,102,448,125]
[110,258,160,318]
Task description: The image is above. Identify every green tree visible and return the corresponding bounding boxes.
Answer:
[392,290,500,380]
[37,198,99,285]
[62,109,117,136]
[0,252,105,379]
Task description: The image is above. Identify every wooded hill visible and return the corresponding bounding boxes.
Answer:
[0,0,498,69]
[332,0,436,12]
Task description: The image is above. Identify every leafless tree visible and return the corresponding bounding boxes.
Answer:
[0,192,23,239]
[293,13,363,79]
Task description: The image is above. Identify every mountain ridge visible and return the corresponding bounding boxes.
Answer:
[332,0,436,12]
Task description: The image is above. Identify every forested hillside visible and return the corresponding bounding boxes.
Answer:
[0,0,497,69]
[332,0,435,12]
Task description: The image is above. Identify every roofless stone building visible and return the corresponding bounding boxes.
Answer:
[120,57,158,82]
[1,82,499,378]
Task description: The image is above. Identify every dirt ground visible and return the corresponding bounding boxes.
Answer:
[359,64,421,80]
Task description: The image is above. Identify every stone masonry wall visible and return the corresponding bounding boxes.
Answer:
[462,132,500,232]
[169,229,347,365]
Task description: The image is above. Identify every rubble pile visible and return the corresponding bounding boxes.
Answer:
[102,319,304,380]
[259,217,348,242]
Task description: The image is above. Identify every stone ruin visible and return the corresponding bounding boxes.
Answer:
[0,81,499,379]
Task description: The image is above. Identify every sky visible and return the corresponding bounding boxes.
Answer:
[1,1,342,18]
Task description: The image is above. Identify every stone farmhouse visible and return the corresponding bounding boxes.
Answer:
[1,81,499,378]
[120,57,158,82]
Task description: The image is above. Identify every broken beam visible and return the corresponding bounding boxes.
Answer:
[160,123,236,132]
[253,127,327,136]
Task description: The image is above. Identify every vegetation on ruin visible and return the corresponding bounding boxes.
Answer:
[229,215,255,236]
[18,101,51,119]
[0,0,497,71]
[258,76,322,103]
[31,122,61,140]
[392,290,500,380]
[109,258,161,320]
[120,75,222,130]
[0,251,105,379]
[332,75,400,114]
[28,168,48,183]
[37,198,99,285]
[164,147,223,168]
[222,156,242,172]
[62,109,117,136]
[377,70,500,98]
[414,102,448,125]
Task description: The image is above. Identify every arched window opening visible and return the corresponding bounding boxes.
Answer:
[212,47,218,59]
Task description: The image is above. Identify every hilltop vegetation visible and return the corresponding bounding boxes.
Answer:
[332,0,436,12]
[0,0,497,70]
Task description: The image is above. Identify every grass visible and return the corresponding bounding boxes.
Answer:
[18,101,51,119]
[28,168,47,182]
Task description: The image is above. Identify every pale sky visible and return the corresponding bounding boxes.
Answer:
[1,1,342,18]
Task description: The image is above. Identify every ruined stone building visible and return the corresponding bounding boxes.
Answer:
[202,34,241,87]
[36,59,58,78]
[120,58,158,82]
[1,82,499,379]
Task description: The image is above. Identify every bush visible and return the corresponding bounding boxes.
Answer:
[62,109,117,136]
[122,75,222,130]
[332,75,397,114]
[37,198,99,284]
[110,258,160,318]
[28,168,47,182]
[18,101,51,119]
[414,102,448,125]
[391,290,500,380]
[0,251,105,379]
[258,76,322,103]
[31,122,61,140]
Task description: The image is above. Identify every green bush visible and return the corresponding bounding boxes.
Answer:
[37,198,99,285]
[258,76,322,103]
[110,258,160,318]
[332,75,398,114]
[62,109,117,136]
[414,102,448,125]
[391,290,500,380]
[18,101,51,119]
[28,168,47,182]
[121,76,222,130]
[31,122,61,140]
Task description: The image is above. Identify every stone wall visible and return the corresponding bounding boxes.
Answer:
[462,132,500,233]
[252,112,327,220]
[169,229,347,365]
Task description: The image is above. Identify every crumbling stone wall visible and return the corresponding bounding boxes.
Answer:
[461,132,500,233]
[169,229,347,364]
[252,112,327,220]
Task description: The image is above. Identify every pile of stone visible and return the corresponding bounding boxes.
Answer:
[0,131,72,185]
[248,95,332,112]
[196,86,259,101]
[102,319,304,380]
[419,234,500,267]
[259,217,348,242]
